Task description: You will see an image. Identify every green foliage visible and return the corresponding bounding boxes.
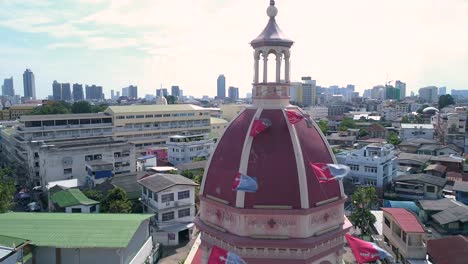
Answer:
[349,187,377,237]
[358,129,369,138]
[387,132,401,146]
[82,189,104,202]
[339,117,357,131]
[332,148,342,154]
[317,120,329,134]
[0,167,15,213]
[401,116,410,123]
[438,94,455,109]
[165,95,177,105]
[100,187,132,213]
[30,101,108,115]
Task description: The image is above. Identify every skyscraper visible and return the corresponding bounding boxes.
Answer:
[217,75,226,99]
[61,83,72,101]
[156,89,169,97]
[419,86,438,103]
[171,86,180,97]
[23,69,36,99]
[439,87,447,96]
[228,86,239,101]
[73,83,84,101]
[52,81,62,100]
[127,85,138,99]
[85,85,103,100]
[111,90,115,100]
[301,76,317,106]
[395,80,406,99]
[2,77,14,96]
[122,87,129,97]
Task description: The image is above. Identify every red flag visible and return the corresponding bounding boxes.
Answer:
[208,246,246,264]
[345,234,393,263]
[250,118,271,137]
[285,110,304,124]
[310,163,351,183]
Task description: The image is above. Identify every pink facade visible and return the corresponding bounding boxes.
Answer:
[194,1,351,263]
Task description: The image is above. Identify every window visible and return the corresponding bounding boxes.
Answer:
[148,191,153,199]
[145,115,154,118]
[154,194,158,202]
[178,208,191,218]
[178,190,190,200]
[64,168,72,174]
[34,152,39,158]
[162,211,175,221]
[126,115,135,119]
[71,208,82,213]
[143,187,147,195]
[117,116,125,119]
[34,162,39,168]
[426,185,436,193]
[161,193,174,203]
[90,205,97,213]
[364,166,377,173]
[93,154,102,160]
[350,165,359,171]
[384,216,391,227]
[85,155,93,161]
[136,115,145,119]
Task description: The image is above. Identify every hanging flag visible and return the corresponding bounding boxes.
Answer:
[345,234,393,264]
[297,108,314,128]
[208,245,247,264]
[285,110,304,124]
[232,173,258,193]
[250,118,272,137]
[310,163,350,183]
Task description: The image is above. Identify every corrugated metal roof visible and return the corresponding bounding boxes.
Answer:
[432,204,468,225]
[51,189,99,208]
[138,173,198,193]
[382,208,425,233]
[107,104,204,114]
[0,235,28,248]
[453,181,468,193]
[0,213,152,248]
[395,174,447,187]
[427,235,468,264]
[419,198,460,211]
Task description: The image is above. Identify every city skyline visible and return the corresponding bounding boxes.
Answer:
[1,0,468,99]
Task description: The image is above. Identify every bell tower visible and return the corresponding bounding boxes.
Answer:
[251,0,294,106]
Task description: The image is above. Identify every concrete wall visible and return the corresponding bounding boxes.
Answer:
[65,204,99,213]
[123,220,150,264]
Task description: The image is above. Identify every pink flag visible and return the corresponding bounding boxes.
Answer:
[208,245,246,264]
[310,163,350,183]
[345,234,393,264]
[250,118,272,137]
[285,110,304,124]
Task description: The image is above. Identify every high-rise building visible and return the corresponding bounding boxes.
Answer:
[371,85,385,100]
[61,83,71,101]
[439,87,447,96]
[23,69,36,99]
[156,88,169,97]
[228,86,239,101]
[419,86,438,103]
[395,80,406,99]
[289,82,303,103]
[85,85,103,100]
[385,85,400,100]
[451,89,468,99]
[217,75,226,99]
[73,84,84,101]
[171,86,180,97]
[111,90,115,100]
[301,76,317,106]
[122,87,129,97]
[2,77,14,96]
[125,85,138,99]
[52,81,61,100]
[116,91,120,98]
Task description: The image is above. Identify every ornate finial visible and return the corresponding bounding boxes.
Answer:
[267,0,278,18]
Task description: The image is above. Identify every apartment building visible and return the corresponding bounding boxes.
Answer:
[138,173,198,246]
[393,174,447,200]
[400,124,435,140]
[105,105,211,155]
[166,135,214,166]
[0,113,135,188]
[336,143,397,188]
[381,208,426,263]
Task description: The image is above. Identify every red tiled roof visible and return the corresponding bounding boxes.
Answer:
[382,208,425,233]
[427,235,468,264]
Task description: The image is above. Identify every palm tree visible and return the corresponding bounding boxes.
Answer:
[349,187,377,238]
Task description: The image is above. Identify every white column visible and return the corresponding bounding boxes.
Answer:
[202,245,209,264]
[276,54,282,83]
[263,53,268,83]
[254,56,259,83]
[285,56,290,83]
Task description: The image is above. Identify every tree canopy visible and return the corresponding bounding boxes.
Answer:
[30,101,108,115]
[339,117,357,131]
[0,167,15,213]
[164,95,177,105]
[317,120,329,134]
[349,187,377,237]
[438,94,455,109]
[100,187,132,213]
[387,132,401,146]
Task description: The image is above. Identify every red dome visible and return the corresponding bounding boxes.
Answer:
[200,106,342,209]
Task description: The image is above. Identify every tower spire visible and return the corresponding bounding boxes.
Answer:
[270,0,275,6]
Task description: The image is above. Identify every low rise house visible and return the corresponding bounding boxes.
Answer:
[50,188,99,213]
[423,164,447,178]
[393,174,447,200]
[399,138,437,154]
[427,235,468,264]
[138,174,198,246]
[453,181,468,205]
[0,235,30,264]
[326,132,357,148]
[136,155,157,172]
[166,135,214,166]
[396,153,432,173]
[418,198,468,234]
[400,123,434,140]
[430,155,464,172]
[381,208,426,263]
[0,213,156,264]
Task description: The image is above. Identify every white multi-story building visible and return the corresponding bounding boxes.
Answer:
[105,105,211,155]
[419,86,438,103]
[400,123,435,140]
[138,173,198,246]
[0,113,135,188]
[166,135,214,166]
[304,106,328,120]
[336,143,397,188]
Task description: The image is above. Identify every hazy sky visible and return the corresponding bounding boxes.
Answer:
[1,0,468,99]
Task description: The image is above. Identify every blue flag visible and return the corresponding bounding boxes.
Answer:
[232,173,258,192]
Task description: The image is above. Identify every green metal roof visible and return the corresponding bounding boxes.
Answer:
[51,188,99,208]
[0,235,28,248]
[210,117,228,125]
[106,104,204,114]
[0,213,152,248]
